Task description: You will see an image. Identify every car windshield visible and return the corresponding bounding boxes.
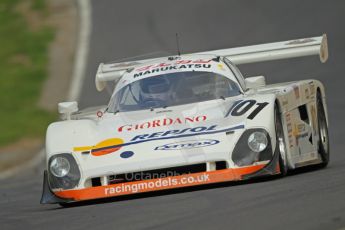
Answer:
[108,71,241,112]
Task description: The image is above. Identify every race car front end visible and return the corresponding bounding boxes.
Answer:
[41,115,282,204]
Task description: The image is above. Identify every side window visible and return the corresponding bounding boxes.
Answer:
[223,57,246,91]
[298,104,310,124]
[119,87,130,105]
[120,83,140,106]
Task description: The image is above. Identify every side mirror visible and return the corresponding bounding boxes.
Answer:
[58,101,78,120]
[245,76,266,89]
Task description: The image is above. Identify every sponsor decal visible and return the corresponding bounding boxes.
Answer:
[73,124,244,156]
[297,124,306,132]
[73,138,124,156]
[311,105,317,135]
[55,164,267,200]
[295,132,309,146]
[286,113,294,148]
[134,64,212,78]
[104,173,211,195]
[120,151,135,159]
[293,124,309,146]
[305,88,310,99]
[130,125,218,141]
[167,56,181,61]
[136,59,212,72]
[225,99,269,120]
[118,115,207,132]
[217,64,226,71]
[154,139,220,150]
[293,85,300,99]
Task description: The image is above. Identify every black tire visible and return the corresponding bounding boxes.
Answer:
[275,104,288,176]
[316,91,329,167]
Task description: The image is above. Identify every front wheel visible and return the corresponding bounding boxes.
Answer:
[275,105,288,176]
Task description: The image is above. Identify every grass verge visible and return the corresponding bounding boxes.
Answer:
[0,0,56,147]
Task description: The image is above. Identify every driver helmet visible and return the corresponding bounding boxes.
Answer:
[139,76,172,103]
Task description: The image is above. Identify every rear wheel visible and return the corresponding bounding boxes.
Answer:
[316,92,329,167]
[275,105,288,176]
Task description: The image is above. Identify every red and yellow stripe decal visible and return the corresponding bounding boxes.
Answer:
[73,138,124,156]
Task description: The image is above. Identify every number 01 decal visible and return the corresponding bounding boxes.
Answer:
[230,100,268,120]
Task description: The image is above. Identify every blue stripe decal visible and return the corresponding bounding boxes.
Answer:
[91,124,245,152]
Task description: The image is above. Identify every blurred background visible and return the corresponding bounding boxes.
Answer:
[0,0,75,172]
[1,0,345,229]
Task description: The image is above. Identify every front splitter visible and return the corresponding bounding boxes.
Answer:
[54,164,269,202]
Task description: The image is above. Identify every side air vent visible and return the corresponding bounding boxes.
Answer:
[298,105,309,123]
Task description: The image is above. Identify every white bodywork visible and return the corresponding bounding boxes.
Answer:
[45,35,329,196]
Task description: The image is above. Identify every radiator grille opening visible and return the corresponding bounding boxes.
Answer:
[216,161,227,170]
[89,161,228,187]
[108,163,207,185]
[91,177,101,187]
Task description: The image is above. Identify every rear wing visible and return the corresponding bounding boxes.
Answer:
[96,34,328,91]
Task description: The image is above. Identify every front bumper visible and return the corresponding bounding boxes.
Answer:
[41,150,281,204]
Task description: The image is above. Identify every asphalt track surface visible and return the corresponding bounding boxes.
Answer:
[1,1,345,229]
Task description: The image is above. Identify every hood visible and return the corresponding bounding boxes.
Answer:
[103,97,245,138]
[46,94,275,182]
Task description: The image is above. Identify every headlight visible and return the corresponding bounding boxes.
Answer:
[247,131,268,152]
[232,129,272,167]
[50,157,70,177]
[48,154,81,189]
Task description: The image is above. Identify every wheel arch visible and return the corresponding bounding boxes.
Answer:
[274,98,294,169]
[316,84,329,126]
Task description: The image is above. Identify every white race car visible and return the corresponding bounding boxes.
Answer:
[41,34,330,205]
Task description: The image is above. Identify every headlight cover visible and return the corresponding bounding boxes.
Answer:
[50,157,70,177]
[48,153,81,190]
[247,131,268,152]
[232,129,272,166]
